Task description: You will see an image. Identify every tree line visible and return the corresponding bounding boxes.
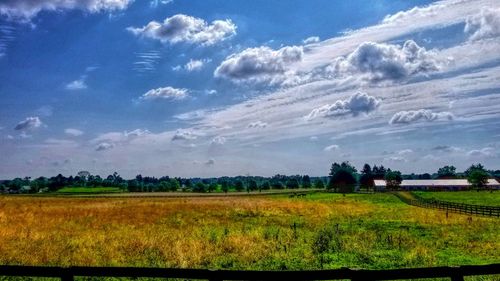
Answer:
[0,162,498,194]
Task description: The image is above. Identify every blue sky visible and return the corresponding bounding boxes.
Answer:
[0,0,499,178]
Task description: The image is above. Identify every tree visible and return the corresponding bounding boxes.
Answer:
[260,181,271,190]
[286,178,299,189]
[221,180,229,193]
[437,166,456,179]
[328,161,357,193]
[467,169,489,189]
[169,179,180,192]
[465,163,486,176]
[359,163,374,190]
[372,165,387,179]
[302,175,312,189]
[384,170,403,190]
[235,180,244,192]
[248,180,258,192]
[314,179,325,189]
[77,171,91,186]
[193,182,207,193]
[208,182,217,193]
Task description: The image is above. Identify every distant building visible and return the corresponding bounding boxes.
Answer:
[374,179,500,191]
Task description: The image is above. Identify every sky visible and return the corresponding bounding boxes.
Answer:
[0,0,499,178]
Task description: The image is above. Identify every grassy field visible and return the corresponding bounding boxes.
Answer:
[55,187,124,194]
[0,193,498,279]
[413,191,500,206]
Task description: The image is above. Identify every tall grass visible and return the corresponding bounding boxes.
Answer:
[0,193,498,275]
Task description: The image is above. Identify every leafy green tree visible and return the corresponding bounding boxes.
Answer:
[328,161,357,192]
[437,165,457,179]
[169,179,180,192]
[286,178,300,189]
[235,180,244,192]
[314,179,325,189]
[467,169,489,189]
[260,181,271,190]
[372,165,387,179]
[465,163,486,176]
[248,180,258,192]
[302,175,312,188]
[208,182,217,193]
[384,170,403,190]
[193,182,207,193]
[127,179,140,192]
[221,180,229,193]
[359,163,374,190]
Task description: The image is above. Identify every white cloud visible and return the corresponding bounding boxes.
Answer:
[211,136,226,145]
[247,121,268,129]
[323,144,339,151]
[95,142,114,151]
[205,158,215,166]
[384,156,407,162]
[214,45,303,85]
[303,36,320,44]
[0,0,132,22]
[327,40,440,82]
[141,86,188,100]
[309,136,318,141]
[467,147,497,158]
[397,149,413,155]
[382,4,445,24]
[150,0,172,8]
[14,116,42,131]
[65,128,84,136]
[306,92,380,120]
[174,58,211,72]
[389,109,454,125]
[465,8,500,41]
[127,14,236,46]
[172,129,198,141]
[65,77,87,90]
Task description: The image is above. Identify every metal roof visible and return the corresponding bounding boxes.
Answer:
[374,179,500,187]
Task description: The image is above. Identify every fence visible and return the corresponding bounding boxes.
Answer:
[0,264,499,281]
[393,193,500,218]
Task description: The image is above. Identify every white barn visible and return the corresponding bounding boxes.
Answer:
[374,179,500,191]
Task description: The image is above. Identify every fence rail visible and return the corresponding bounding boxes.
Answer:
[393,193,500,217]
[0,264,499,281]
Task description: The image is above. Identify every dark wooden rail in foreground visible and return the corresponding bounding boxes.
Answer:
[0,264,499,281]
[393,193,500,218]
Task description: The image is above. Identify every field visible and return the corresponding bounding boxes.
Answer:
[0,193,498,278]
[413,191,500,206]
[55,187,124,194]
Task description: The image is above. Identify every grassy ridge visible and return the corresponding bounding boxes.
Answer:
[0,193,498,279]
[413,191,500,206]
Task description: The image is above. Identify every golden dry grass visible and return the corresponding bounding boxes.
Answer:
[0,193,498,271]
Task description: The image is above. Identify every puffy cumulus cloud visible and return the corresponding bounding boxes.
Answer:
[172,129,198,141]
[214,45,303,85]
[14,116,42,131]
[323,144,339,151]
[211,135,226,145]
[141,86,188,101]
[389,109,454,125]
[382,4,445,24]
[247,121,268,129]
[303,36,320,44]
[327,40,440,82]
[174,58,211,72]
[65,128,84,136]
[467,147,497,158]
[306,92,380,120]
[127,14,236,46]
[0,0,132,22]
[65,77,87,90]
[465,8,500,41]
[95,142,114,151]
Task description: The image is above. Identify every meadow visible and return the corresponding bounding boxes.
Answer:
[413,191,500,206]
[0,193,498,279]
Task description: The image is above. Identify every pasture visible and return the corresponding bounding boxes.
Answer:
[413,191,500,206]
[0,193,498,278]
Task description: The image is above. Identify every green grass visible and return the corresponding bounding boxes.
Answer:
[413,191,500,206]
[55,186,124,194]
